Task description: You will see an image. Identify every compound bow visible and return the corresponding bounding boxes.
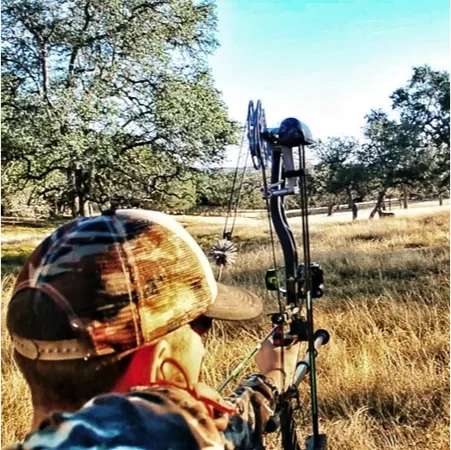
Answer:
[212,100,330,450]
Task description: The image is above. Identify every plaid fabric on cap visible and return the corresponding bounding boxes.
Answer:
[9,209,217,360]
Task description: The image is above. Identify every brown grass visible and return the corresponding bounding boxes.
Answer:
[1,210,450,449]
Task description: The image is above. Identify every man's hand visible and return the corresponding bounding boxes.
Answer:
[255,338,301,392]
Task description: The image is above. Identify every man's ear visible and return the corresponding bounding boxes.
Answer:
[149,339,171,383]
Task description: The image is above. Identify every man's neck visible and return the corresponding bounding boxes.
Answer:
[31,406,50,431]
[31,403,79,432]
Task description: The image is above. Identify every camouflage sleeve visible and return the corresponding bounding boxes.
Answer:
[223,374,278,450]
[9,388,226,450]
[8,376,277,450]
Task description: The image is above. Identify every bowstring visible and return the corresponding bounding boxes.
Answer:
[223,124,247,240]
[230,148,250,237]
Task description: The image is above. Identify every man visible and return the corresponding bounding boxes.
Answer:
[6,209,300,449]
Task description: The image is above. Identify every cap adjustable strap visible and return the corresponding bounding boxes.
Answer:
[10,334,117,361]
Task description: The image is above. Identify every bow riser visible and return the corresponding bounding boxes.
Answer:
[269,146,298,307]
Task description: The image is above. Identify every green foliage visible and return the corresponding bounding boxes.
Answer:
[312,66,449,216]
[360,110,426,189]
[2,17,448,222]
[391,65,450,149]
[391,66,450,193]
[195,170,265,210]
[2,0,238,215]
[313,137,368,205]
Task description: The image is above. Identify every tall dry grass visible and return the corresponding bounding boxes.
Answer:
[1,211,449,449]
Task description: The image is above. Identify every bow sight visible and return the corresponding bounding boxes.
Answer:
[265,263,324,299]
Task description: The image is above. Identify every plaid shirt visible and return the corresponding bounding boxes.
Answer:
[9,376,277,450]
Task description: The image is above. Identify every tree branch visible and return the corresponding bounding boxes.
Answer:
[67,1,93,88]
[120,137,160,152]
[23,156,67,181]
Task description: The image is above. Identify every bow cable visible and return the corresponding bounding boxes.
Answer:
[222,123,249,241]
[297,144,320,440]
[211,121,248,281]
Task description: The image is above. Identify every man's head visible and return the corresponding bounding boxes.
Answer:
[6,209,262,421]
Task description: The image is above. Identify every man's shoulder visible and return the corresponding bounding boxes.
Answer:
[12,388,225,450]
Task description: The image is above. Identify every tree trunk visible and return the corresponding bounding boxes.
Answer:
[71,196,79,217]
[73,169,93,217]
[75,193,91,217]
[74,169,86,217]
[439,193,443,206]
[402,186,408,209]
[82,199,91,216]
[327,203,334,216]
[346,189,358,220]
[369,190,386,219]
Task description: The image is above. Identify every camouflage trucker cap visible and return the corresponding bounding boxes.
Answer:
[7,209,263,361]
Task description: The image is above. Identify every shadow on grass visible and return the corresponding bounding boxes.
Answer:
[319,384,447,429]
[1,254,30,276]
[1,221,51,229]
[219,244,449,311]
[230,246,448,281]
[1,215,69,229]
[349,233,385,242]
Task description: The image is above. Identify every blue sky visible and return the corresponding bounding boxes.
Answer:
[208,0,449,162]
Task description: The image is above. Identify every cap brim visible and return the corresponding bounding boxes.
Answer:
[204,283,264,321]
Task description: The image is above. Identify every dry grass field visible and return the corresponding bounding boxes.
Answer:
[1,209,450,449]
